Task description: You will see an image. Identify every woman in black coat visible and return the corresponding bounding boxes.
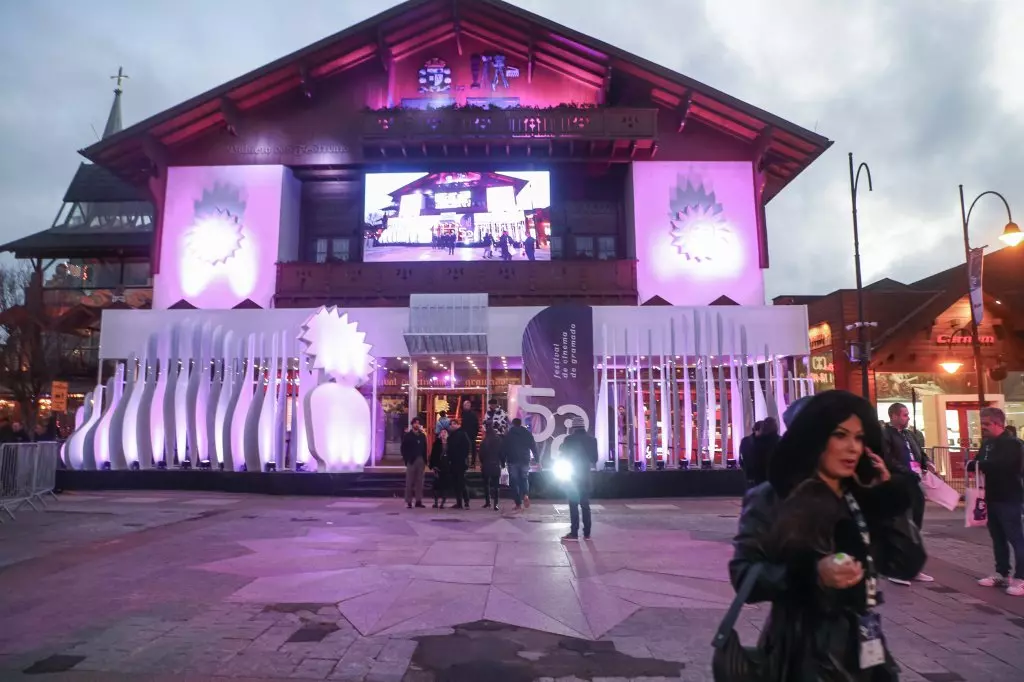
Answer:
[429,430,451,508]
[729,390,924,681]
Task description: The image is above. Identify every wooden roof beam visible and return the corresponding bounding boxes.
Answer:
[377,26,393,72]
[677,91,693,133]
[220,97,242,136]
[453,0,463,55]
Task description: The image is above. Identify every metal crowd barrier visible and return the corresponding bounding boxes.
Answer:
[0,442,61,522]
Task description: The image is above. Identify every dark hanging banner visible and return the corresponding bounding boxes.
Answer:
[521,304,595,438]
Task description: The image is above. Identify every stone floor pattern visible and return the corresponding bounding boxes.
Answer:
[1,491,1023,681]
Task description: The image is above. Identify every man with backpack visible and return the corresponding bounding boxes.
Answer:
[558,417,598,541]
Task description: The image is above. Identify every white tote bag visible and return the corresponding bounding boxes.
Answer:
[964,472,987,528]
[921,472,960,512]
[499,466,510,487]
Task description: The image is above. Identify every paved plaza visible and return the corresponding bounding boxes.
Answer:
[1,492,1023,681]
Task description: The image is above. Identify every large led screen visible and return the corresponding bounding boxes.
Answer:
[363,171,552,262]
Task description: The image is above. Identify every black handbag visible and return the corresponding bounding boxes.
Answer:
[711,564,765,681]
[876,510,927,581]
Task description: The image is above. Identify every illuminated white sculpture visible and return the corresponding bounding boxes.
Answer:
[92,369,124,469]
[244,334,268,472]
[109,357,138,469]
[298,307,374,471]
[65,391,97,470]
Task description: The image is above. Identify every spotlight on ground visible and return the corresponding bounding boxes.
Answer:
[157,461,168,470]
[180,459,192,470]
[656,459,666,471]
[198,460,212,470]
[130,461,140,471]
[726,458,739,470]
[700,459,713,470]
[679,459,690,470]
[295,461,307,472]
[265,462,277,473]
[101,462,111,471]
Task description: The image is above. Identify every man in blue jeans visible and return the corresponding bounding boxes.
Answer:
[971,407,1024,597]
[502,418,537,512]
[559,418,599,540]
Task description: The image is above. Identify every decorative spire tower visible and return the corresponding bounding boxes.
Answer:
[102,66,129,139]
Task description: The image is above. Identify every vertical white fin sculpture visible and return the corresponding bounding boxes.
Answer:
[185,323,210,464]
[92,368,124,469]
[66,391,97,470]
[729,322,744,457]
[681,317,693,465]
[83,380,112,470]
[109,357,138,469]
[213,330,235,469]
[169,323,192,465]
[293,351,320,471]
[230,334,256,471]
[715,314,730,465]
[773,354,788,422]
[244,334,268,472]
[205,326,226,467]
[135,335,160,469]
[299,307,374,472]
[141,331,167,467]
[596,325,610,467]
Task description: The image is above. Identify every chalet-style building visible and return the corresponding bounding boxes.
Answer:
[775,245,1024,462]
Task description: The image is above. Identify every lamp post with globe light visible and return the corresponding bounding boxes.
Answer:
[957,186,1022,410]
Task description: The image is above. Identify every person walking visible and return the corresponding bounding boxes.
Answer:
[434,411,451,437]
[446,421,472,509]
[728,390,924,680]
[401,418,428,509]
[504,417,538,512]
[484,399,509,436]
[971,406,1024,596]
[881,402,935,585]
[461,399,480,469]
[559,418,598,541]
[478,425,504,510]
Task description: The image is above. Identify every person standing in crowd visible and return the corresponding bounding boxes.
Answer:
[729,390,923,680]
[504,417,538,512]
[401,418,428,509]
[461,399,480,469]
[430,428,451,509]
[524,233,537,261]
[745,417,780,488]
[446,420,472,509]
[739,420,762,483]
[435,411,451,437]
[7,421,30,444]
[971,406,1024,596]
[478,425,504,510]
[484,399,509,436]
[881,402,934,585]
[559,417,598,541]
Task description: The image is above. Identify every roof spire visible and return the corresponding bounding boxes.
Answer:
[102,66,129,139]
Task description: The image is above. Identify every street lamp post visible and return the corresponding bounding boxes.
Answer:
[847,153,874,400]
[957,185,1021,409]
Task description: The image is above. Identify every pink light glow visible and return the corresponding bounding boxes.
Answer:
[155,166,291,309]
[632,161,764,306]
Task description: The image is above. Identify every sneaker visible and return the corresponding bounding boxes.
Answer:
[887,576,911,587]
[492,505,499,511]
[1007,579,1024,597]
[979,575,1008,588]
[432,501,439,509]
[583,534,591,540]
[914,573,935,583]
[415,503,426,509]
[481,502,491,509]
[561,533,579,541]
[523,495,531,509]
[407,503,412,509]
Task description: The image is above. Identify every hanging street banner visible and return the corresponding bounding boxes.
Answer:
[520,304,595,448]
[968,247,984,325]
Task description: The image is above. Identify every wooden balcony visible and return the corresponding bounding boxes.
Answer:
[275,260,638,308]
[360,107,658,141]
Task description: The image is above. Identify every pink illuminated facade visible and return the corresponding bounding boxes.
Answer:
[72,0,832,468]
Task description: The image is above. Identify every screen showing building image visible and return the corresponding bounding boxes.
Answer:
[363,171,552,262]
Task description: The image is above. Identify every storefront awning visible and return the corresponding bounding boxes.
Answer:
[403,294,488,356]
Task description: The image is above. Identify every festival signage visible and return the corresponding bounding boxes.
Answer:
[520,304,595,445]
[935,333,994,345]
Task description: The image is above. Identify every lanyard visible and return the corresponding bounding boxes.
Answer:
[843,491,878,608]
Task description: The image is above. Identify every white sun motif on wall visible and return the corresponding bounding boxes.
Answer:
[186,208,245,265]
[188,183,247,265]
[298,306,374,387]
[668,177,734,263]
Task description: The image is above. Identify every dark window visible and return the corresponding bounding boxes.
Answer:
[574,236,595,259]
[313,238,351,263]
[597,236,617,260]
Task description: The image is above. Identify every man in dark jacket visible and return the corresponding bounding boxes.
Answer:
[446,421,472,509]
[478,425,504,510]
[739,421,761,485]
[401,418,428,509]
[558,418,598,540]
[460,400,480,469]
[881,402,934,585]
[503,418,538,511]
[972,407,1024,596]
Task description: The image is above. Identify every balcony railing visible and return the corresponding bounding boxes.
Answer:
[361,107,658,141]
[275,260,637,308]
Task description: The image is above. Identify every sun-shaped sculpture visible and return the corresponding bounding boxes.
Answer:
[186,208,245,265]
[298,306,373,387]
[668,176,734,263]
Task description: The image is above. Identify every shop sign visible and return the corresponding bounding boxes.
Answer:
[935,333,994,345]
[810,353,835,391]
[809,323,832,351]
[51,381,69,412]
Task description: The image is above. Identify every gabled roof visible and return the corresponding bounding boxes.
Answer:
[0,230,152,260]
[64,164,149,204]
[80,0,831,200]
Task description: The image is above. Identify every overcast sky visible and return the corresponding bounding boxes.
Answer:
[1,0,1021,298]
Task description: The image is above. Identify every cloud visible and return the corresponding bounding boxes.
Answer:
[0,0,1020,299]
